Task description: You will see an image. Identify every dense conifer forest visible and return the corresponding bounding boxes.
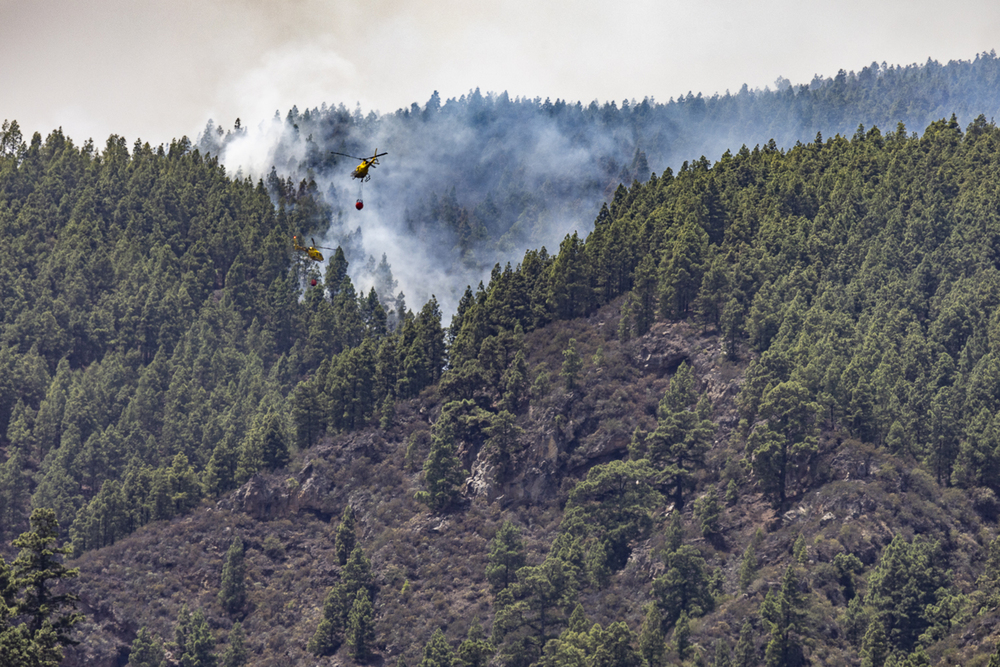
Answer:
[197,51,1000,314]
[6,54,1000,666]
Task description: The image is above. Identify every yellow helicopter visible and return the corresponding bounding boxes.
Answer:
[292,236,335,262]
[331,149,387,182]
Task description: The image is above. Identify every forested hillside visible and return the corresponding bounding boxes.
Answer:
[0,121,447,552]
[195,52,1000,314]
[8,55,1000,667]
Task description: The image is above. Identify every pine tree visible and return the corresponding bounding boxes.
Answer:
[739,530,762,593]
[398,297,446,397]
[307,541,378,656]
[305,286,340,365]
[218,536,246,615]
[733,618,757,667]
[160,453,201,519]
[219,622,248,667]
[415,421,465,511]
[373,254,399,304]
[11,508,82,645]
[485,520,526,595]
[632,254,657,335]
[592,621,643,667]
[833,552,863,601]
[713,637,732,667]
[179,609,216,667]
[644,362,714,509]
[342,544,376,598]
[499,350,529,414]
[258,412,289,470]
[68,479,128,555]
[418,628,455,667]
[760,565,806,667]
[325,247,349,300]
[34,359,70,458]
[841,595,869,647]
[364,288,388,337]
[696,251,729,330]
[725,478,739,506]
[290,376,325,450]
[618,293,634,343]
[308,586,347,656]
[455,618,493,667]
[694,487,722,537]
[0,560,60,665]
[638,604,665,667]
[565,459,661,574]
[548,232,594,320]
[721,296,745,359]
[173,604,193,652]
[203,433,240,496]
[334,505,357,566]
[236,412,289,483]
[483,410,522,481]
[664,509,683,555]
[0,444,30,539]
[659,220,708,318]
[860,618,889,667]
[30,436,83,530]
[652,544,715,627]
[129,626,167,667]
[346,588,375,662]
[673,611,691,661]
[792,533,807,563]
[747,381,821,506]
[866,535,948,652]
[511,556,579,646]
[561,338,583,391]
[378,394,395,430]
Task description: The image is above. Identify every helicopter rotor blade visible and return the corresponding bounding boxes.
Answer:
[330,151,366,161]
[307,236,336,251]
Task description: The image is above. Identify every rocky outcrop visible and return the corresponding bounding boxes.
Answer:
[218,459,341,521]
[223,474,293,520]
[465,456,557,507]
[627,320,745,429]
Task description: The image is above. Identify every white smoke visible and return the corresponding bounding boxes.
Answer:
[207,93,621,318]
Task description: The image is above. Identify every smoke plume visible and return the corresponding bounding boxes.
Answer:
[200,54,1000,316]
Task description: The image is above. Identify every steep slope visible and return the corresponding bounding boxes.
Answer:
[13,95,1000,667]
[65,305,1000,666]
[65,305,747,666]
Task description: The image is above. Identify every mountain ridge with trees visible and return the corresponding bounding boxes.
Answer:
[7,52,1000,666]
[197,51,1000,316]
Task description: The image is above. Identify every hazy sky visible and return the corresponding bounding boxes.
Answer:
[4,0,1000,147]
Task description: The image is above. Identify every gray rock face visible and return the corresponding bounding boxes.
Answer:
[227,474,291,520]
[629,320,744,430]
